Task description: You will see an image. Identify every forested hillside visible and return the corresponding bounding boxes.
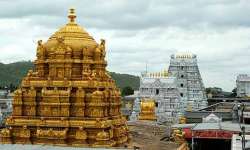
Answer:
[0,61,34,88]
[0,61,140,90]
[109,72,140,90]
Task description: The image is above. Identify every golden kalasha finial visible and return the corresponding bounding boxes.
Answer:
[68,8,76,23]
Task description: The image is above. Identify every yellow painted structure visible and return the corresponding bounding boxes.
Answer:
[0,8,128,147]
[138,99,157,121]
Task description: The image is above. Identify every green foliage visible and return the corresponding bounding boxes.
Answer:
[121,86,134,96]
[206,87,233,98]
[230,87,237,97]
[0,61,140,91]
[205,87,222,95]
[0,61,34,88]
[109,72,140,90]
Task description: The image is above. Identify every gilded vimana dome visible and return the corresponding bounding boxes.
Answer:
[0,8,129,147]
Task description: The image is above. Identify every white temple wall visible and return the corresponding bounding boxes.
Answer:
[236,74,250,97]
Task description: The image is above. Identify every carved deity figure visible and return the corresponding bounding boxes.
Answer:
[94,39,106,61]
[76,127,87,140]
[55,36,66,52]
[100,39,106,57]
[37,40,45,59]
[91,70,97,79]
[20,126,30,138]
[27,70,33,77]
[52,36,72,57]
[0,128,11,137]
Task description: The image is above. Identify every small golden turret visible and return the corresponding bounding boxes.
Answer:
[138,99,157,121]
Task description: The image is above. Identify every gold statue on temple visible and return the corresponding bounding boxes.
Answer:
[138,99,157,121]
[0,8,128,147]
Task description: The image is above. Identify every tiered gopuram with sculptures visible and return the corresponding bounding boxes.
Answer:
[0,8,128,147]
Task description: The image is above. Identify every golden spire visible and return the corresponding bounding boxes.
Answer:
[0,9,129,147]
[68,8,76,23]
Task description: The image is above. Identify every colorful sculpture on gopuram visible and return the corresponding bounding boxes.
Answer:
[0,8,128,147]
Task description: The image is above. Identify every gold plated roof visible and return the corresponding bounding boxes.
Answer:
[0,8,129,147]
[44,8,97,50]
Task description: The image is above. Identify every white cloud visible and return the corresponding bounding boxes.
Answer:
[0,0,250,91]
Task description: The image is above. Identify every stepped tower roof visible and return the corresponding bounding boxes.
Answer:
[44,8,97,51]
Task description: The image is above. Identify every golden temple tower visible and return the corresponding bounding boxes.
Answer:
[138,99,157,121]
[0,8,128,147]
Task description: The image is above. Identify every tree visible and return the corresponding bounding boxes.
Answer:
[205,88,212,94]
[230,87,237,97]
[122,86,134,96]
[9,83,16,92]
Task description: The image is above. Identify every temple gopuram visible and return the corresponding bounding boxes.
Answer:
[0,8,128,147]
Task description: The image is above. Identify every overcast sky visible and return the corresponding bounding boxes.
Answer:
[0,0,249,91]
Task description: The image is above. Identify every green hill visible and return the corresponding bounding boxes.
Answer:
[0,61,34,88]
[0,61,140,90]
[109,72,140,90]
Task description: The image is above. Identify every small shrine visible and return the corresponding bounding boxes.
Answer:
[0,8,128,147]
[138,99,157,121]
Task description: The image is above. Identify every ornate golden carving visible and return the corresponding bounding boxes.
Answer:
[100,39,106,58]
[19,126,30,138]
[0,8,128,147]
[75,127,87,140]
[37,128,68,139]
[96,130,109,141]
[0,128,11,138]
[37,40,45,59]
